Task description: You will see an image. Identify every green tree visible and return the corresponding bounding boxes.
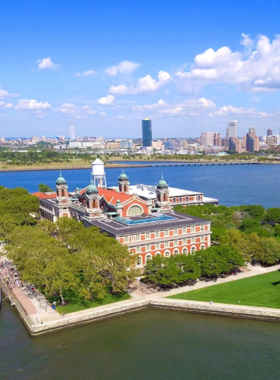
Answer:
[38,183,53,192]
[253,238,280,265]
[265,208,280,224]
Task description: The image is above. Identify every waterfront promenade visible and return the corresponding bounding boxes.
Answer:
[2,250,280,335]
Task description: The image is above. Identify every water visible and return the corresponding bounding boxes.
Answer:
[0,163,280,208]
[1,301,280,380]
[1,164,280,379]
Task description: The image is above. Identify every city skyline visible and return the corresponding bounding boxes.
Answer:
[1,1,280,137]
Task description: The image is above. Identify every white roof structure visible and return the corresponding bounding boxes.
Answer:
[128,184,202,199]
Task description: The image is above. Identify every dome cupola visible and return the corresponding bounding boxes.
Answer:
[56,170,67,185]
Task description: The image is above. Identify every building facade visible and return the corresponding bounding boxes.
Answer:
[34,160,215,268]
[142,119,152,147]
[200,132,214,147]
[227,121,238,138]
[246,129,260,152]
[229,137,242,153]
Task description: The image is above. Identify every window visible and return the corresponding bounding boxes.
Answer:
[136,246,140,253]
[191,237,195,243]
[165,230,168,237]
[191,246,196,254]
[146,233,150,239]
[136,256,142,266]
[182,227,186,234]
[174,228,178,235]
[136,234,140,241]
[155,231,160,238]
[132,235,136,241]
[156,243,160,249]
[201,225,205,231]
[174,240,178,247]
[173,197,176,202]
[183,248,188,254]
[200,244,206,250]
[186,197,189,202]
[179,197,182,202]
[164,241,169,248]
[190,226,194,233]
[146,254,152,262]
[128,205,142,216]
[146,244,151,251]
[182,238,186,245]
[164,251,170,257]
[173,249,179,255]
[124,236,128,243]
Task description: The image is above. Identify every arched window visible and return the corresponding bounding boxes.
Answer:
[164,250,170,258]
[173,249,179,255]
[155,252,161,256]
[136,256,142,266]
[182,248,188,254]
[128,205,142,216]
[191,246,196,254]
[145,254,152,263]
[200,244,206,250]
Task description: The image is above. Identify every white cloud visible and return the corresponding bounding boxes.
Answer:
[209,105,274,118]
[81,105,96,115]
[59,103,96,118]
[37,57,59,70]
[175,34,280,93]
[109,71,172,95]
[75,70,96,77]
[0,88,19,98]
[100,112,107,116]
[114,115,124,119]
[132,97,215,117]
[105,61,140,76]
[15,99,51,110]
[98,95,115,105]
[0,101,13,109]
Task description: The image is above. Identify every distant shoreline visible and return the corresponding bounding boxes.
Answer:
[0,160,279,173]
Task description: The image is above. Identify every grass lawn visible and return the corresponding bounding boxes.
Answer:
[168,271,280,309]
[56,292,130,314]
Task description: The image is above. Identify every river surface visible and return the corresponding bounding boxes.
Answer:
[1,164,280,379]
[0,163,280,208]
[1,301,280,380]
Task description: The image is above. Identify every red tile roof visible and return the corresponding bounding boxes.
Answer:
[79,187,133,205]
[32,192,57,199]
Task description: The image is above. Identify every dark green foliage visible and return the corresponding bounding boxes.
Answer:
[38,183,53,192]
[253,238,280,265]
[265,208,280,224]
[0,187,39,238]
[144,255,201,287]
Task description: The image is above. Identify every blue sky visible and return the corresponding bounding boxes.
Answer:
[1,0,280,138]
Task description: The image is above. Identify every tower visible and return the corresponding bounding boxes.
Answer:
[118,170,129,193]
[91,158,107,188]
[227,121,238,138]
[142,119,152,147]
[156,174,171,211]
[55,171,70,217]
[69,125,75,140]
[84,180,102,219]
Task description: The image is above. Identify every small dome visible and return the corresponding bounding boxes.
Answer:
[119,170,128,181]
[157,174,168,188]
[86,181,98,194]
[56,171,66,185]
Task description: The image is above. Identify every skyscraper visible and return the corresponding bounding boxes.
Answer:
[267,128,273,136]
[246,127,259,152]
[200,132,214,146]
[142,119,152,146]
[69,125,75,140]
[227,120,238,138]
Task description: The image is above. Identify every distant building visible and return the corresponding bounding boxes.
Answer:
[267,135,280,147]
[213,133,222,146]
[267,129,273,136]
[200,132,214,146]
[246,128,259,152]
[142,119,152,146]
[106,142,121,150]
[222,138,229,148]
[69,125,75,140]
[121,141,134,149]
[229,137,242,153]
[227,121,238,138]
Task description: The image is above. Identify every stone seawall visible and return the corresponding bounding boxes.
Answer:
[2,293,280,337]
